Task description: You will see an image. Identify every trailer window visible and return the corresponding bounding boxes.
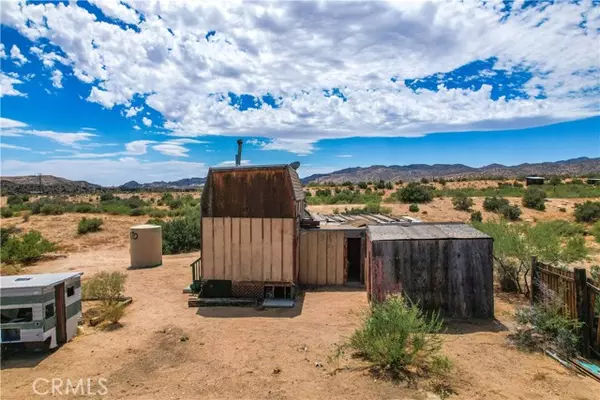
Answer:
[67,286,75,297]
[1,307,33,323]
[45,303,55,319]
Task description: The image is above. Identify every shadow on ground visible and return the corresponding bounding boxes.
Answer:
[443,318,508,334]
[1,349,51,369]
[195,295,305,318]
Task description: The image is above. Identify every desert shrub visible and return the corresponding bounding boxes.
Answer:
[470,211,482,223]
[82,271,126,303]
[500,204,521,221]
[438,178,446,186]
[571,178,584,185]
[103,303,126,324]
[573,201,600,222]
[347,296,448,378]
[398,183,434,203]
[512,292,581,356]
[0,230,56,264]
[513,182,523,188]
[39,203,65,215]
[409,203,419,212]
[483,196,509,212]
[384,181,393,190]
[74,203,96,213]
[161,192,174,202]
[474,220,589,296]
[100,201,131,215]
[549,176,562,186]
[0,207,14,218]
[542,220,585,237]
[99,192,115,202]
[315,189,331,197]
[77,217,103,234]
[522,188,547,211]
[129,208,146,216]
[303,190,312,197]
[167,198,183,209]
[22,212,30,222]
[149,209,167,218]
[125,195,145,209]
[376,180,386,189]
[7,195,23,206]
[358,182,368,189]
[363,201,391,214]
[559,207,566,212]
[395,180,403,185]
[451,193,474,211]
[420,178,429,184]
[150,208,200,254]
[592,222,600,243]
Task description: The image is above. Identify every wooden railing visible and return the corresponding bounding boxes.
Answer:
[531,257,600,358]
[190,256,202,292]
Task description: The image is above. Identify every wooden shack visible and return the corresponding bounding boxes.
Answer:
[365,223,493,318]
[197,164,304,298]
[526,176,545,186]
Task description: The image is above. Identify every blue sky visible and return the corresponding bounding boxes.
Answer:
[1,1,599,185]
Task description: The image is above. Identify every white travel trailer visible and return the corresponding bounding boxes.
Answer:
[1,272,83,350]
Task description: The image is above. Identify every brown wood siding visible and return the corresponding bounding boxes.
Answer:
[298,229,346,286]
[201,217,295,283]
[368,238,493,318]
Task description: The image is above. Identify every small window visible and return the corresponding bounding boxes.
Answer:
[45,303,55,319]
[67,286,75,297]
[1,307,33,323]
[14,277,32,282]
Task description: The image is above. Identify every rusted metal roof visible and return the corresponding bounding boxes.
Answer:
[367,223,490,241]
[201,164,303,218]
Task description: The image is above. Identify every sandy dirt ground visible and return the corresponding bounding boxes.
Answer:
[1,242,599,399]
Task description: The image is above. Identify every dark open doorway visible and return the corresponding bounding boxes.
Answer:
[54,283,67,345]
[346,238,362,283]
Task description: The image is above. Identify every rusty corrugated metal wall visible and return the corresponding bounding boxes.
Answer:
[201,167,297,218]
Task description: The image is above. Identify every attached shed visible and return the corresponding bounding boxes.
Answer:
[198,164,304,298]
[365,223,493,318]
[1,272,82,349]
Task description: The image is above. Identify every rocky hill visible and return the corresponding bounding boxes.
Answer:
[301,157,600,184]
[1,175,102,195]
[120,177,205,190]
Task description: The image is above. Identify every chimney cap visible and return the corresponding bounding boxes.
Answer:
[290,161,300,170]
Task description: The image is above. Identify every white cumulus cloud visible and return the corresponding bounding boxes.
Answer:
[51,69,63,88]
[142,117,152,127]
[9,45,28,66]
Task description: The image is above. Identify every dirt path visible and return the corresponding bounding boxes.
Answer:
[2,248,599,400]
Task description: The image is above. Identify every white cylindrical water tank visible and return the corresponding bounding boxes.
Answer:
[130,224,162,268]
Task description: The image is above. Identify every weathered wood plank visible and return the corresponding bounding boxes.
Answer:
[308,230,319,285]
[263,218,272,281]
[251,218,263,282]
[336,231,345,285]
[326,232,337,285]
[231,218,241,281]
[299,230,309,284]
[240,218,252,281]
[282,219,294,282]
[202,218,214,279]
[317,230,328,286]
[223,217,232,280]
[213,218,225,279]
[271,218,283,282]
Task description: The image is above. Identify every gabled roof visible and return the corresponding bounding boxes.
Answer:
[1,272,82,290]
[367,223,490,241]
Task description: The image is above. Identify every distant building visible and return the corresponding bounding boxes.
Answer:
[526,176,545,186]
[587,178,600,185]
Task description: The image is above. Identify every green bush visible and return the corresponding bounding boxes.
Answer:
[549,176,562,185]
[99,192,115,202]
[483,196,509,212]
[500,204,521,221]
[347,296,447,378]
[7,195,23,206]
[512,292,581,356]
[574,201,600,223]
[358,182,368,189]
[470,211,482,223]
[1,207,14,218]
[0,230,57,264]
[168,198,184,209]
[451,193,474,211]
[398,183,434,203]
[161,192,174,202]
[74,203,96,213]
[82,271,127,303]
[420,178,429,184]
[522,188,547,211]
[592,222,600,243]
[409,203,419,212]
[40,203,65,215]
[148,209,167,218]
[150,208,200,254]
[78,217,104,234]
[129,208,146,216]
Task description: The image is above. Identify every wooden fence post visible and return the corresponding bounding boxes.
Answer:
[574,268,591,358]
[531,256,539,305]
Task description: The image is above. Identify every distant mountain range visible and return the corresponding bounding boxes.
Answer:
[119,177,206,190]
[1,157,598,195]
[300,157,600,184]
